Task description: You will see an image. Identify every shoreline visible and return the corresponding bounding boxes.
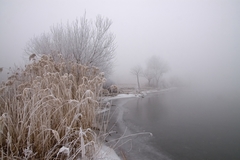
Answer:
[100,88,177,159]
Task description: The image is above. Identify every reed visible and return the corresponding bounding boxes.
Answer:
[0,54,106,159]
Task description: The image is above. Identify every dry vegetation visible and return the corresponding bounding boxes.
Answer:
[0,54,108,159]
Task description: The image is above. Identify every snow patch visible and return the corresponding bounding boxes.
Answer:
[103,87,177,102]
[95,145,121,160]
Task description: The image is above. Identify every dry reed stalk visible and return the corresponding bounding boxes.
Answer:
[0,54,108,159]
[121,150,127,160]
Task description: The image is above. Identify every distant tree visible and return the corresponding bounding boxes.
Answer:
[25,14,116,76]
[147,56,169,87]
[131,65,143,90]
[143,66,154,87]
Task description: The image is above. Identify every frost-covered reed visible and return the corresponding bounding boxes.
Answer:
[0,54,106,159]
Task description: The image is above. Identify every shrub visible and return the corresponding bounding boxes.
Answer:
[0,54,106,159]
[108,85,118,94]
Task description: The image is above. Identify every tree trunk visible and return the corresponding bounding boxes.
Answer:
[148,79,151,87]
[137,75,140,90]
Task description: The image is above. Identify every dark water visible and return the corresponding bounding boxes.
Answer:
[123,88,240,160]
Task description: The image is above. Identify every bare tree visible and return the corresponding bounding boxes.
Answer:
[25,14,116,76]
[147,55,169,87]
[143,66,154,87]
[131,65,143,90]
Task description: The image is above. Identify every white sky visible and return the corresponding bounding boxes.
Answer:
[0,0,240,90]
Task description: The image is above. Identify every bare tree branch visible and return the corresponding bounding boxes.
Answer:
[131,65,143,90]
[24,15,116,76]
[146,55,169,87]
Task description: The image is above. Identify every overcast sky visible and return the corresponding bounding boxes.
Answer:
[0,0,240,90]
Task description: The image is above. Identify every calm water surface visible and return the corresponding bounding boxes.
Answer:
[123,88,240,160]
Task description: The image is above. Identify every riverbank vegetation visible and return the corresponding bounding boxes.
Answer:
[25,14,115,77]
[0,54,111,159]
[0,14,116,159]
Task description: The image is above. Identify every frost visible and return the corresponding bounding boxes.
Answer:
[94,145,120,160]
[84,90,94,98]
[57,146,70,157]
[51,129,60,142]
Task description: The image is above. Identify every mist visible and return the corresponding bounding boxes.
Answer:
[0,0,240,92]
[1,1,240,159]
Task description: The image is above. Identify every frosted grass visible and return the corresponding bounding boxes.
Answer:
[0,54,108,159]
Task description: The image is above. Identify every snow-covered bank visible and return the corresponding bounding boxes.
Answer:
[103,87,178,102]
[98,88,177,159]
[94,145,121,160]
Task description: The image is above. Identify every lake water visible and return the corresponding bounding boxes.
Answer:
[114,88,240,160]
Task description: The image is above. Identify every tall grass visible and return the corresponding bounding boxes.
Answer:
[0,54,106,159]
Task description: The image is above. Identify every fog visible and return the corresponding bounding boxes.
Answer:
[0,0,240,92]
